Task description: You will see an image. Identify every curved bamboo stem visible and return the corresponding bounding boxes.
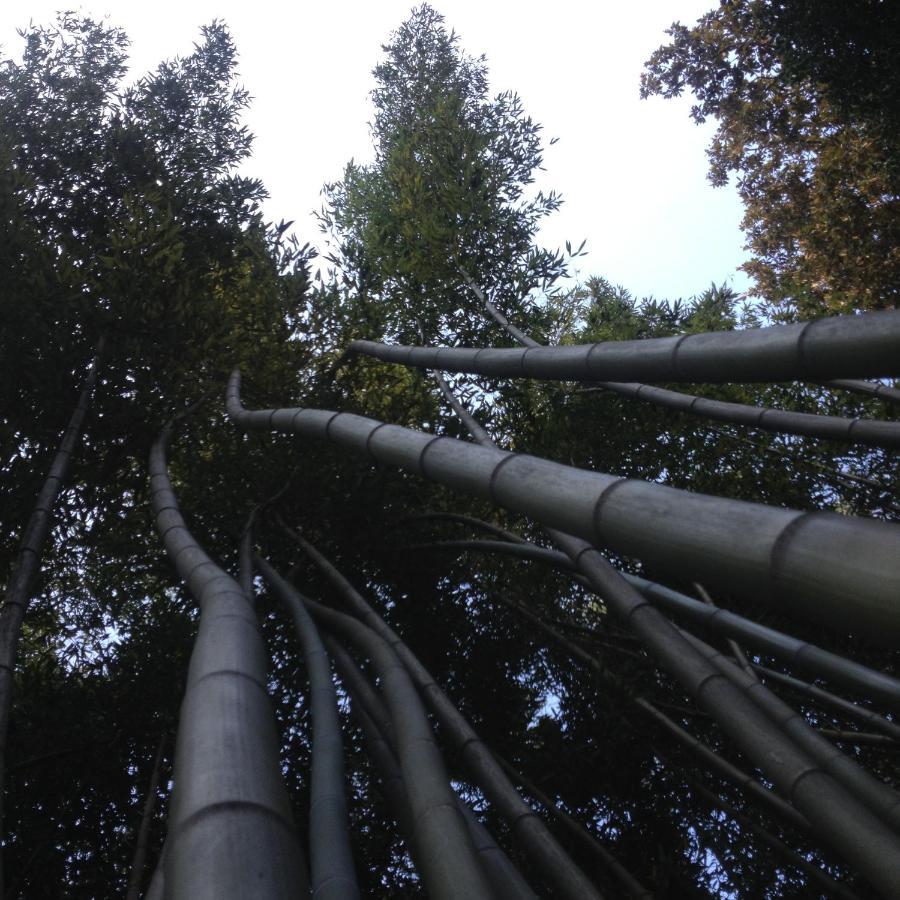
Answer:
[0,344,102,883]
[827,379,900,405]
[754,666,900,743]
[655,749,862,900]
[581,381,900,448]
[258,568,494,900]
[494,754,654,900]
[397,512,530,544]
[225,371,900,641]
[256,557,360,900]
[149,422,307,898]
[349,308,900,383]
[324,633,537,900]
[679,630,900,833]
[395,534,900,714]
[499,594,810,835]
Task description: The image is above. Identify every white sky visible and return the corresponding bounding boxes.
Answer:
[1,1,750,301]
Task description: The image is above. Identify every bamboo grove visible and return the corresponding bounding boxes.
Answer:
[3,5,900,898]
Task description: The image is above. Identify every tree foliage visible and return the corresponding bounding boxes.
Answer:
[319,4,568,344]
[2,7,899,899]
[642,0,900,314]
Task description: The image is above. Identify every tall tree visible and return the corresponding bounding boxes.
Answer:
[318,3,569,344]
[641,0,900,314]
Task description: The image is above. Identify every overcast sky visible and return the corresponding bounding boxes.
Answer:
[2,1,750,301]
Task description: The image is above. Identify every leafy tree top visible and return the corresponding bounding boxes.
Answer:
[319,4,570,345]
[641,0,900,315]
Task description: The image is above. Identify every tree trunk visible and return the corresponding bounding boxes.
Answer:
[0,345,102,885]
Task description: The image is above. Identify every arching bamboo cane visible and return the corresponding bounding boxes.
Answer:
[254,556,359,900]
[492,753,655,900]
[126,734,167,900]
[149,423,307,898]
[554,528,900,893]
[827,379,900,405]
[323,633,538,900]
[692,583,758,679]
[498,592,811,835]
[397,512,529,545]
[349,308,900,383]
[278,525,605,900]
[256,560,495,900]
[225,372,900,640]
[0,343,102,882]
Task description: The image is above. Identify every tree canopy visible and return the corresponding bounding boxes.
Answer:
[1,6,899,899]
[642,0,900,315]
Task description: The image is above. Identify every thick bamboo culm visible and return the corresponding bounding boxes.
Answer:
[148,425,308,898]
[350,308,900,383]
[226,371,900,640]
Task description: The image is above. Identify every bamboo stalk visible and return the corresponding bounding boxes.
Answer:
[258,563,495,900]
[0,344,102,884]
[754,666,900,743]
[324,633,537,900]
[655,749,863,900]
[149,422,307,898]
[126,734,167,900]
[580,381,900,448]
[394,533,900,714]
[349,308,900,383]
[225,371,900,640]
[827,379,900,405]
[256,556,360,900]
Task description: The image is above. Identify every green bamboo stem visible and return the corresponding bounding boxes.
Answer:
[580,381,900,448]
[499,594,811,835]
[0,344,102,886]
[655,749,862,900]
[680,630,900,833]
[401,533,900,714]
[827,379,900,405]
[225,371,900,640]
[125,734,167,900]
[324,633,537,900]
[149,423,307,898]
[349,308,900,383]
[754,666,900,743]
[255,557,360,900]
[494,754,654,900]
[693,583,758,679]
[260,571,495,900]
